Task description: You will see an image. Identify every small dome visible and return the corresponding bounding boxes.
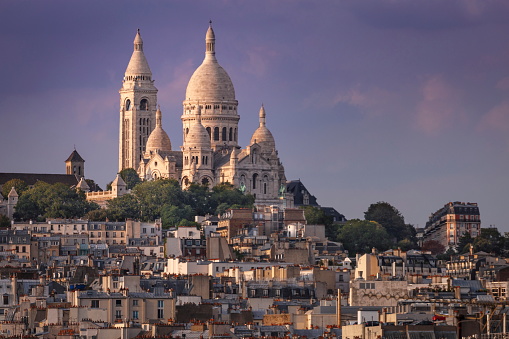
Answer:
[146,107,172,153]
[185,108,211,148]
[250,105,276,151]
[185,23,236,102]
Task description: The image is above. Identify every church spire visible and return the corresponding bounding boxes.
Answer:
[156,106,162,126]
[205,21,216,58]
[134,29,143,51]
[259,104,266,127]
[125,29,152,77]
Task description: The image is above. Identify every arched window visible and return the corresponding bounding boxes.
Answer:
[78,166,81,175]
[206,127,211,140]
[222,127,227,141]
[264,182,267,195]
[202,177,209,186]
[214,127,219,141]
[125,99,131,110]
[234,128,237,141]
[140,99,148,110]
[252,149,258,164]
[229,128,233,141]
[252,173,258,190]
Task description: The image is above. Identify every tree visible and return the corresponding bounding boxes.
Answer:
[1,179,28,199]
[364,202,415,243]
[85,208,109,221]
[421,240,446,255]
[210,182,254,214]
[337,219,392,255]
[132,179,184,221]
[0,214,10,228]
[13,182,99,220]
[85,179,102,192]
[106,194,141,221]
[457,233,474,254]
[472,228,503,255]
[161,204,195,228]
[300,205,337,240]
[119,168,142,190]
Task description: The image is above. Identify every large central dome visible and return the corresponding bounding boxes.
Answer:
[185,24,236,102]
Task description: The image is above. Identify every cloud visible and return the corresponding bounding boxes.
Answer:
[496,77,509,91]
[241,45,279,77]
[348,0,509,31]
[414,74,465,134]
[157,59,196,108]
[332,84,398,117]
[479,100,509,133]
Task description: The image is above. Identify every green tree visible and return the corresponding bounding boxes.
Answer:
[161,204,195,228]
[472,228,503,255]
[210,182,254,215]
[337,219,392,255]
[364,202,415,243]
[0,214,10,228]
[85,208,109,221]
[14,182,99,220]
[1,179,28,199]
[132,179,184,221]
[457,233,474,254]
[119,168,142,190]
[106,194,141,221]
[85,179,102,192]
[300,205,336,240]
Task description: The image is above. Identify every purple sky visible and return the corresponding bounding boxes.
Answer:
[1,1,509,231]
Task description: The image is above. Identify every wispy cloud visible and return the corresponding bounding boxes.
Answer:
[414,74,465,134]
[241,45,279,78]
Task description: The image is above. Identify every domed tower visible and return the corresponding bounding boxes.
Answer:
[182,22,239,151]
[145,107,172,155]
[119,29,158,171]
[250,105,276,154]
[181,106,214,187]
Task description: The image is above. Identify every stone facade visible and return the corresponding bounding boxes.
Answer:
[117,24,287,205]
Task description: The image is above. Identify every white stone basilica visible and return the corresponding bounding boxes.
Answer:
[118,24,286,204]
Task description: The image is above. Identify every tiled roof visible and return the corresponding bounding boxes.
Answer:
[0,173,79,187]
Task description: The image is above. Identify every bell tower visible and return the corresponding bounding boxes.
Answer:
[65,149,85,179]
[119,29,158,171]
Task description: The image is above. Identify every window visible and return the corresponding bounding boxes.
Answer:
[252,173,258,189]
[157,300,164,319]
[115,310,122,319]
[91,300,99,308]
[133,300,138,306]
[132,311,139,319]
[222,127,227,141]
[116,299,122,307]
[3,295,8,305]
[140,99,148,110]
[214,127,219,141]
[126,99,131,110]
